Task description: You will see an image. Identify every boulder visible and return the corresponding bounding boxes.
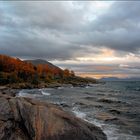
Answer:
[0,94,107,140]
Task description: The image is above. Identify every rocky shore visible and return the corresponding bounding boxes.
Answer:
[3,81,97,89]
[0,91,107,140]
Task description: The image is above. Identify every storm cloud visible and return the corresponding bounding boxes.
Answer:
[0,1,140,78]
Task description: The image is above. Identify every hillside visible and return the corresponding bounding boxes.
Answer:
[24,59,60,69]
[0,54,97,88]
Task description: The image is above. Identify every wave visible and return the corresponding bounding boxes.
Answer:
[98,98,123,104]
[18,90,28,97]
[72,107,86,119]
[71,106,140,140]
[18,90,42,98]
[39,88,54,91]
[58,87,64,89]
[135,88,140,91]
[41,91,51,96]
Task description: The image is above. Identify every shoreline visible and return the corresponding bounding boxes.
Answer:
[14,83,140,140]
[1,81,140,140]
[0,89,107,140]
[0,81,101,98]
[0,80,100,90]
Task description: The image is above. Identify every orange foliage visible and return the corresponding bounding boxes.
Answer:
[0,54,75,84]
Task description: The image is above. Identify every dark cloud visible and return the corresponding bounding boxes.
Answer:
[0,1,140,78]
[94,1,140,52]
[72,1,140,53]
[0,1,140,58]
[0,1,90,60]
[1,2,86,31]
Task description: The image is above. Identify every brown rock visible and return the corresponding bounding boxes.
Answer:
[109,109,121,114]
[95,112,118,122]
[0,95,107,140]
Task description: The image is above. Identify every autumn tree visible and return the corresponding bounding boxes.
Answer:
[0,54,76,85]
[63,69,70,78]
[70,70,75,77]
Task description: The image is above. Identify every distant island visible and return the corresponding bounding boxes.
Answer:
[0,54,97,88]
[100,77,140,81]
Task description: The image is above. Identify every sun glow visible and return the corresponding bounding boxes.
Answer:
[77,73,129,79]
[51,48,140,79]
[76,48,120,62]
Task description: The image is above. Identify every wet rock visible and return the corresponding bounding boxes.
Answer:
[0,87,17,97]
[85,96,96,101]
[74,100,103,109]
[94,105,103,108]
[105,117,119,122]
[59,103,70,108]
[98,98,121,104]
[95,112,118,122]
[74,102,86,106]
[109,109,121,114]
[84,92,90,95]
[0,94,107,140]
[96,112,127,126]
[0,86,7,90]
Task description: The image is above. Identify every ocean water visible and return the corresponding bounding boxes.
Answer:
[18,81,140,140]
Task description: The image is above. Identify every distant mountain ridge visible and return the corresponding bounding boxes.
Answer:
[24,59,61,70]
[100,77,140,81]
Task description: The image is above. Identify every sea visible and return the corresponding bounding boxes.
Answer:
[18,81,140,140]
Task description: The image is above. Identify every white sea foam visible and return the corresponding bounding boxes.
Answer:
[88,118,140,140]
[58,87,63,89]
[71,106,140,140]
[18,90,34,98]
[18,90,27,97]
[85,86,89,88]
[18,90,42,98]
[72,107,86,119]
[39,88,54,91]
[41,91,51,96]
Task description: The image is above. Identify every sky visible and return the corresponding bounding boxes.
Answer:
[0,1,140,79]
